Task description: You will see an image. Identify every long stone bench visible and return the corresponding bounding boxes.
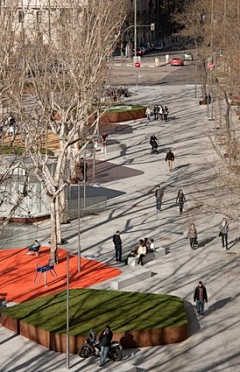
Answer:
[110,268,152,290]
[127,248,167,267]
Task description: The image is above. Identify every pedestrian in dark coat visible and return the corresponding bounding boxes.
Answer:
[219,218,229,249]
[153,105,158,120]
[176,189,186,214]
[155,185,164,212]
[165,149,174,171]
[150,135,158,154]
[99,325,113,366]
[112,231,122,262]
[80,158,88,182]
[163,106,169,121]
[194,281,208,315]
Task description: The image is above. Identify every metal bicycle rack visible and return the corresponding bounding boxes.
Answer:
[34,261,57,287]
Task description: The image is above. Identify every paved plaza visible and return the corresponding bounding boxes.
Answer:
[1,84,240,371]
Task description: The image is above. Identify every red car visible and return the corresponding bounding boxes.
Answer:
[170,57,184,66]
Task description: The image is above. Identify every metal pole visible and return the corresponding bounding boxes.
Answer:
[211,70,214,120]
[66,253,70,369]
[83,150,86,210]
[210,0,213,50]
[77,185,81,272]
[194,60,197,98]
[92,143,96,179]
[134,0,137,57]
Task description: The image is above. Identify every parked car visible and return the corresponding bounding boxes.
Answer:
[155,43,164,51]
[183,51,193,61]
[137,46,147,56]
[170,57,184,66]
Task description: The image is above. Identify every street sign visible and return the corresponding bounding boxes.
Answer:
[208,62,215,69]
[133,56,141,68]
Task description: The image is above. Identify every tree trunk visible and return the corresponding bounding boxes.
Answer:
[56,195,62,244]
[59,186,68,224]
[50,198,58,263]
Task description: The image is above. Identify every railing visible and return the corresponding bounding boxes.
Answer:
[67,196,107,219]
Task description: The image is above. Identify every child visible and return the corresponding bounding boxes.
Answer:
[150,238,155,252]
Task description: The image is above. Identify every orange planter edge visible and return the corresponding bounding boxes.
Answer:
[2,313,188,353]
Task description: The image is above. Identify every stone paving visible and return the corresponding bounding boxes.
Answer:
[1,84,240,372]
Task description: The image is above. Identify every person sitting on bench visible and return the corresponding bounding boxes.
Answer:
[26,240,41,256]
[137,239,147,266]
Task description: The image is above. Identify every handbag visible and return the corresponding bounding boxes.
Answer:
[219,232,222,237]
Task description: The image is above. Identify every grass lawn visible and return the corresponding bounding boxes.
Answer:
[105,104,146,113]
[3,288,187,336]
[0,145,54,155]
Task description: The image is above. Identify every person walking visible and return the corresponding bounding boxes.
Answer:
[99,325,113,367]
[163,106,169,121]
[176,189,186,214]
[150,135,158,154]
[155,185,164,212]
[112,231,122,262]
[146,106,152,122]
[153,105,158,120]
[165,149,175,171]
[188,223,198,249]
[158,105,163,121]
[80,158,88,182]
[219,218,229,249]
[193,281,208,316]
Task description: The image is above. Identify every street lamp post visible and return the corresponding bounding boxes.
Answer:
[66,251,78,369]
[134,0,137,57]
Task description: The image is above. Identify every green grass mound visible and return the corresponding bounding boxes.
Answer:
[106,104,146,113]
[0,145,54,155]
[3,289,187,336]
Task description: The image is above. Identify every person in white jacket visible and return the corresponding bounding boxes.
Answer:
[146,106,152,122]
[137,240,147,265]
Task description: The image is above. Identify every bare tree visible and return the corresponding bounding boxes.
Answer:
[2,0,128,260]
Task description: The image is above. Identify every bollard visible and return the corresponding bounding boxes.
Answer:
[155,57,159,67]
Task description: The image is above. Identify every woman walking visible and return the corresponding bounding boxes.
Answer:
[176,189,186,214]
[219,218,229,249]
[188,223,198,249]
[150,135,158,154]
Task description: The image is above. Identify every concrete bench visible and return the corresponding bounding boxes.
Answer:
[110,268,152,290]
[127,248,167,267]
[113,364,138,372]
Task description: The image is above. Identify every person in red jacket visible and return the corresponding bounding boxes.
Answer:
[194,281,208,316]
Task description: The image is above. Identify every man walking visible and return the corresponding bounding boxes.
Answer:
[155,185,164,212]
[194,281,208,316]
[112,231,122,262]
[165,149,175,171]
[219,218,229,249]
[99,325,113,367]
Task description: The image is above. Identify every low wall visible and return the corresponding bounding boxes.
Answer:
[0,215,50,224]
[89,108,146,125]
[2,314,188,353]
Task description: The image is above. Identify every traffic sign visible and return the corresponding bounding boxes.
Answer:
[135,62,140,68]
[208,62,215,69]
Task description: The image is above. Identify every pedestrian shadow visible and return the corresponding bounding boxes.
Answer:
[227,238,240,250]
[184,300,200,336]
[172,163,190,171]
[204,297,232,316]
[198,236,216,248]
